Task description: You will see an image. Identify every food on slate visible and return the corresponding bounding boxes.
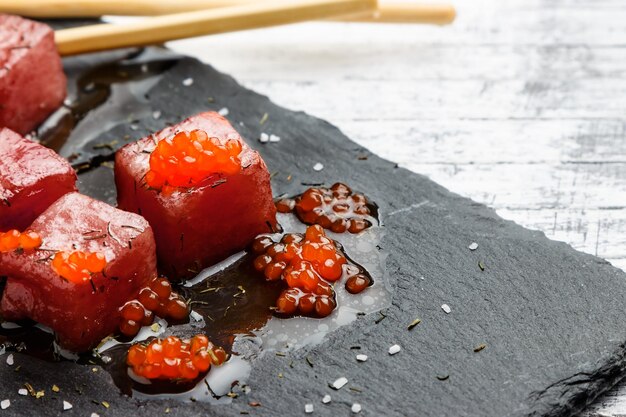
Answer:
[127,335,227,380]
[115,111,277,279]
[119,276,189,338]
[251,224,373,318]
[276,183,376,234]
[0,128,77,231]
[0,15,66,134]
[0,193,157,351]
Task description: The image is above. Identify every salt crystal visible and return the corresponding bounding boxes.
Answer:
[322,395,331,404]
[91,413,100,417]
[152,110,161,120]
[330,377,348,390]
[356,354,368,362]
[218,107,229,116]
[351,403,362,413]
[0,400,9,410]
[17,389,27,396]
[6,354,13,366]
[182,77,194,86]
[304,403,314,413]
[259,133,269,143]
[269,134,281,143]
[313,163,324,171]
[190,310,203,322]
[468,242,478,251]
[388,344,401,355]
[442,304,451,314]
[63,401,73,411]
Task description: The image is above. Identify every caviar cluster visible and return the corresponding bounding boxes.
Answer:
[119,277,190,337]
[251,224,372,318]
[146,129,243,193]
[276,183,376,234]
[127,335,227,380]
[0,229,42,252]
[51,250,106,284]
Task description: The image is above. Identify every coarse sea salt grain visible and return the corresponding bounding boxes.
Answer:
[269,134,281,142]
[91,413,100,417]
[304,403,314,413]
[356,354,368,362]
[182,77,194,86]
[259,133,269,143]
[313,162,324,171]
[389,344,401,355]
[63,401,73,411]
[218,107,229,116]
[469,242,478,251]
[17,389,27,396]
[152,110,161,120]
[351,403,362,413]
[442,304,451,314]
[331,377,348,390]
[0,400,9,410]
[189,310,203,322]
[6,354,13,366]
[322,395,331,404]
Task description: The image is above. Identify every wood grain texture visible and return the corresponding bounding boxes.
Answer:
[112,0,625,414]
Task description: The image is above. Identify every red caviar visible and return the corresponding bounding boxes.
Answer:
[276,183,376,234]
[127,335,227,381]
[51,250,106,283]
[251,225,372,318]
[0,229,42,252]
[145,129,242,193]
[119,277,190,337]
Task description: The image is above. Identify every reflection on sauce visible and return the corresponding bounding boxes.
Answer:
[36,48,179,166]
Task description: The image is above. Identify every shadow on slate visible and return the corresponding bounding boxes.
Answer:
[1,45,626,417]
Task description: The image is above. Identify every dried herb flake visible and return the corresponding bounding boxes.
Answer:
[474,343,486,353]
[407,318,421,330]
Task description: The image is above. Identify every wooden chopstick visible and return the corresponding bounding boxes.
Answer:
[0,0,456,25]
[55,0,378,56]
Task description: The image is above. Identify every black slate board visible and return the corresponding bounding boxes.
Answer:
[2,46,626,417]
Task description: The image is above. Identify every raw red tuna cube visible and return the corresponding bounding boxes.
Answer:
[0,15,66,134]
[0,128,77,231]
[115,111,277,279]
[0,192,157,352]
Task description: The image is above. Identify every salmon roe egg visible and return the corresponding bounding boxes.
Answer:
[119,276,190,338]
[0,229,42,252]
[251,225,373,318]
[127,335,227,381]
[145,129,243,192]
[275,183,376,234]
[51,250,106,284]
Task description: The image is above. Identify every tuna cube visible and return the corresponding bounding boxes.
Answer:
[0,192,157,352]
[0,15,66,134]
[0,127,77,231]
[115,112,277,279]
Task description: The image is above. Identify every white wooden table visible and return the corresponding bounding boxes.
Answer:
[160,0,626,414]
